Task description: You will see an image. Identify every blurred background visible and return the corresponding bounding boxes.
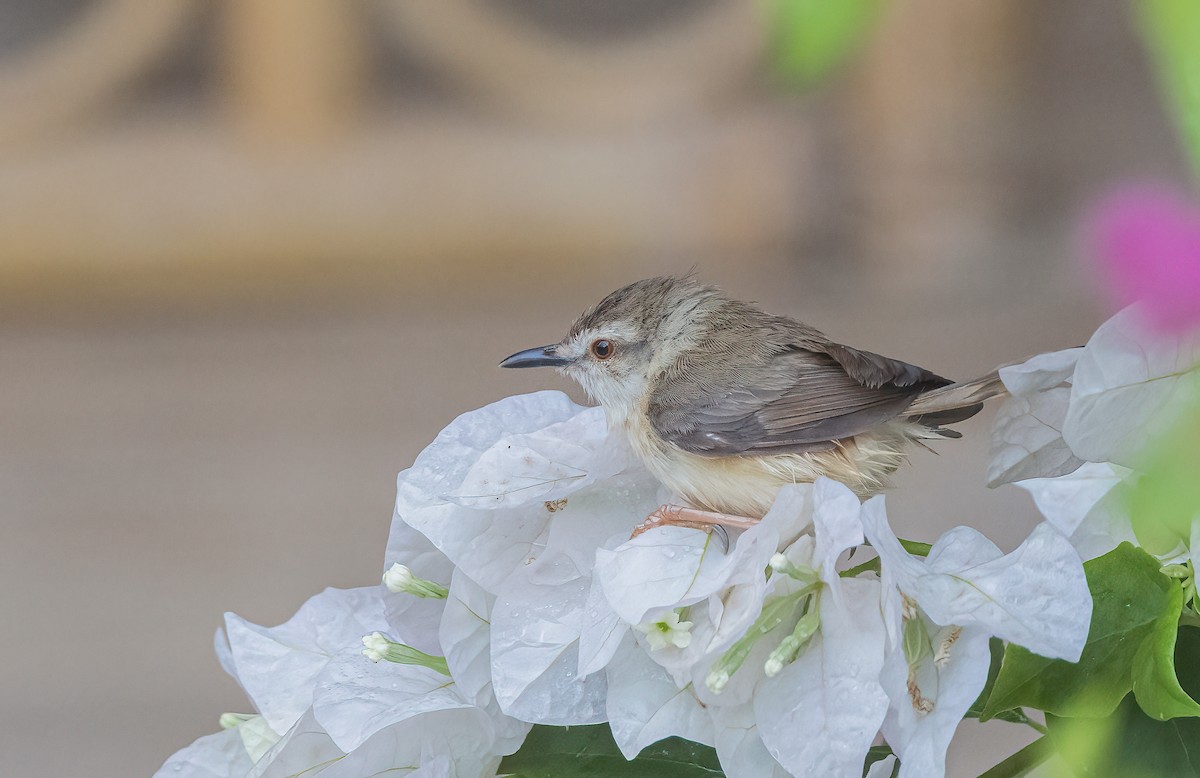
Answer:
[0,1,1191,775]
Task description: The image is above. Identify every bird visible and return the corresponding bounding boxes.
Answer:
[499,276,1005,534]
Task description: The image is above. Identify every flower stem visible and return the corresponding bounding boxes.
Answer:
[840,538,930,579]
[975,736,1054,778]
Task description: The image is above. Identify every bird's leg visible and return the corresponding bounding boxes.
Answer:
[631,505,760,540]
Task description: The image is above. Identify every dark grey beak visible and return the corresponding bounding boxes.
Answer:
[499,345,570,369]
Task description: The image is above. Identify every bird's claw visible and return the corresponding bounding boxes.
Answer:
[630,505,743,553]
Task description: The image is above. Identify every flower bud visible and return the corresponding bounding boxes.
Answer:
[705,668,730,694]
[705,593,805,693]
[361,632,451,676]
[362,631,391,662]
[768,553,820,585]
[218,712,280,763]
[219,712,254,730]
[382,563,448,598]
[764,596,821,677]
[902,613,932,669]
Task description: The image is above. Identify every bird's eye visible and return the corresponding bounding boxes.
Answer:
[590,339,615,360]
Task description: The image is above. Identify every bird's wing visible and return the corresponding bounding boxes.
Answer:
[649,342,950,456]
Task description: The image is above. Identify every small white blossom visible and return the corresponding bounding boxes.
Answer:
[637,610,694,651]
[361,631,389,663]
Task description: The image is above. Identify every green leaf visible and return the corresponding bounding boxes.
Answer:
[498,724,725,777]
[1133,590,1200,719]
[1046,692,1200,777]
[1123,378,1200,554]
[768,0,883,87]
[966,638,1006,719]
[965,638,1048,732]
[1137,0,1200,178]
[982,544,1186,720]
[1125,388,1200,556]
[863,744,898,777]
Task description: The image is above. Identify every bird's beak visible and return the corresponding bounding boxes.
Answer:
[499,344,571,369]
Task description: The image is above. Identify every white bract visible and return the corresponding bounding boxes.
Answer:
[390,391,666,725]
[862,497,1091,778]
[988,347,1084,486]
[593,483,814,691]
[220,586,392,735]
[1017,461,1137,561]
[394,392,637,593]
[1062,305,1200,466]
[604,637,716,759]
[753,479,888,778]
[181,552,522,777]
[251,708,500,778]
[155,727,256,778]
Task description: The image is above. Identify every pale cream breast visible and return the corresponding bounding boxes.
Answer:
[620,410,917,516]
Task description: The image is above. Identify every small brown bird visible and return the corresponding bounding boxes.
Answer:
[500,277,1004,533]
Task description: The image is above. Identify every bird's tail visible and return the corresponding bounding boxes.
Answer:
[902,370,1007,431]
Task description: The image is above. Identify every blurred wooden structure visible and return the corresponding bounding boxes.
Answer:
[0,0,813,301]
[845,0,1029,290]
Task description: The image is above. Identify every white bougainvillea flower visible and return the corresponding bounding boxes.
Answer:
[1017,461,1137,561]
[437,569,532,752]
[877,604,992,778]
[863,500,1091,662]
[709,703,792,778]
[220,587,392,735]
[590,480,884,776]
[485,466,661,724]
[156,703,497,778]
[592,484,814,692]
[862,498,1091,777]
[212,579,521,775]
[988,347,1085,487]
[1063,305,1200,466]
[218,713,281,763]
[381,513,454,653]
[311,647,497,755]
[391,391,667,725]
[395,392,642,593]
[154,726,256,778]
[246,707,500,778]
[488,549,610,725]
[753,479,888,778]
[604,637,716,759]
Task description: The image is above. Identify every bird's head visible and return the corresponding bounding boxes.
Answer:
[500,276,723,421]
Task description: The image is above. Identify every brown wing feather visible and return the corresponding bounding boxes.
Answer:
[649,320,951,457]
